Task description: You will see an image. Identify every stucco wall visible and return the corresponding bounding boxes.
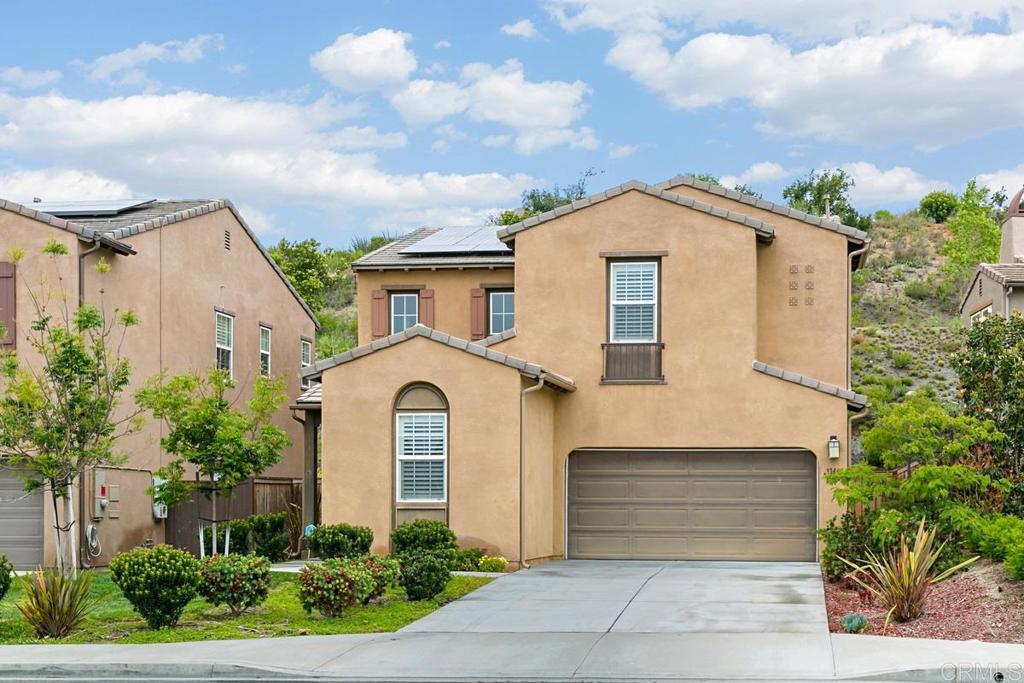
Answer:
[960,271,1002,327]
[355,267,514,345]
[319,336,524,559]
[522,381,557,562]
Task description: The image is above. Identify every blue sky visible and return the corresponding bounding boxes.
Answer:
[2,1,1024,248]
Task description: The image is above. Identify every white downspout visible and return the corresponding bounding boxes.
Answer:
[847,239,872,387]
[1006,286,1014,318]
[519,374,546,570]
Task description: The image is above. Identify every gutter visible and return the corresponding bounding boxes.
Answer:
[847,239,872,388]
[519,374,547,570]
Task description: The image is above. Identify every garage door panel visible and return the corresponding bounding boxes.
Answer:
[0,469,44,570]
[568,450,816,562]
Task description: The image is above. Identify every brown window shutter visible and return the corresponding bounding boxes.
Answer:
[371,289,388,339]
[0,262,14,349]
[419,289,435,328]
[470,288,486,340]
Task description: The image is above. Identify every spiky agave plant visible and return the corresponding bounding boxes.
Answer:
[17,569,102,638]
[839,518,978,629]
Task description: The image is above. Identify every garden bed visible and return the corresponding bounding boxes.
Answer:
[0,571,491,645]
[825,560,1024,642]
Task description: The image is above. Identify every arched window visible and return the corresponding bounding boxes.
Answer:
[395,384,448,503]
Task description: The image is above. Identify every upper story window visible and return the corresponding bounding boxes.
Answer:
[259,326,272,377]
[971,305,993,324]
[489,291,515,334]
[609,261,658,343]
[215,311,234,377]
[390,292,419,334]
[300,338,313,389]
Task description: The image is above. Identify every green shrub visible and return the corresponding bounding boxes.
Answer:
[478,555,509,573]
[297,558,374,617]
[839,613,869,634]
[202,512,290,561]
[903,280,931,301]
[976,515,1024,560]
[817,512,873,581]
[1005,544,1024,580]
[0,554,12,602]
[110,545,200,629]
[198,553,271,615]
[391,519,458,556]
[307,523,373,559]
[399,553,451,601]
[363,554,400,603]
[17,569,101,638]
[453,548,485,571]
[919,191,958,224]
[889,350,913,369]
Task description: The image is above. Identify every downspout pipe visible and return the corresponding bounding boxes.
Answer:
[77,240,102,569]
[519,374,547,570]
[847,239,872,388]
[1006,286,1014,319]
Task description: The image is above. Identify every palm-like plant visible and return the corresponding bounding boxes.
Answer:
[839,518,978,629]
[17,569,102,638]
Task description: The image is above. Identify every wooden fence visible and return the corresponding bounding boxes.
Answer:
[166,477,302,556]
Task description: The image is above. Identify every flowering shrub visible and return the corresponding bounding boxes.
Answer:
[453,548,485,571]
[363,554,400,603]
[477,555,508,573]
[198,553,271,615]
[110,545,200,629]
[298,558,374,617]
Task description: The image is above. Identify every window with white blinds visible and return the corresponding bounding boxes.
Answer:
[259,326,272,377]
[396,413,447,502]
[215,312,234,376]
[300,339,312,389]
[610,261,658,342]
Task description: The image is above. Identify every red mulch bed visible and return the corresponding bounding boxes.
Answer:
[824,560,1024,643]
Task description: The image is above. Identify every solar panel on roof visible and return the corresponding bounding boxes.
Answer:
[29,198,157,217]
[399,226,510,254]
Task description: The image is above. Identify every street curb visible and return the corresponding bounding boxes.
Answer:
[0,661,320,680]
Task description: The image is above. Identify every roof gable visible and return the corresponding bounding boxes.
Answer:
[495,180,775,243]
[752,361,867,410]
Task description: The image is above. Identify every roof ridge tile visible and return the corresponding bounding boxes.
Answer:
[752,360,867,410]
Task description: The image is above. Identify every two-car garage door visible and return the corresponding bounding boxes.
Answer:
[567,450,817,561]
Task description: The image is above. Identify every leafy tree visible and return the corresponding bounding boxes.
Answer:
[941,180,1002,281]
[492,168,601,225]
[782,168,871,231]
[954,313,1024,476]
[136,369,290,555]
[268,239,336,313]
[861,395,1003,471]
[919,191,958,224]
[686,173,762,198]
[0,243,142,573]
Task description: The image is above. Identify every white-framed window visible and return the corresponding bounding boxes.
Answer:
[300,339,313,389]
[215,311,234,376]
[971,305,993,324]
[259,326,272,377]
[390,292,419,334]
[396,412,447,502]
[489,291,515,334]
[609,261,658,343]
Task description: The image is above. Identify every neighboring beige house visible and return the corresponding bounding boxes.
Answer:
[297,177,870,566]
[961,187,1024,327]
[0,198,317,569]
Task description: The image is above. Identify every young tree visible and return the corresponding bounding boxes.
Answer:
[491,168,601,225]
[0,243,141,573]
[941,181,1002,281]
[782,168,871,231]
[268,239,335,313]
[136,369,290,556]
[919,191,958,224]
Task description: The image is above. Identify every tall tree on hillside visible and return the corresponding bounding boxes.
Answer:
[783,169,871,231]
[0,243,142,574]
[941,180,1001,281]
[687,173,762,198]
[491,168,601,225]
[268,239,335,313]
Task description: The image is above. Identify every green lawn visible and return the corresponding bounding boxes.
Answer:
[0,571,491,644]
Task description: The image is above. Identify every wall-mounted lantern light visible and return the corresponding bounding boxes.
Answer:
[827,435,841,460]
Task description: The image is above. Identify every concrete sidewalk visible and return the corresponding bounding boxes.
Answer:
[1,631,1023,681]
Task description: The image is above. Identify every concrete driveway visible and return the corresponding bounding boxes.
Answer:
[403,559,828,634]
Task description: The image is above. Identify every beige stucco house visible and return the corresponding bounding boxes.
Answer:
[0,198,316,569]
[298,177,870,566]
[961,187,1024,327]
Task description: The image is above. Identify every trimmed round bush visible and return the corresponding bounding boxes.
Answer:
[198,553,271,615]
[0,554,12,602]
[399,553,451,601]
[391,519,457,556]
[478,555,509,573]
[298,558,374,617]
[453,547,485,571]
[363,554,400,603]
[110,545,200,629]
[307,523,373,559]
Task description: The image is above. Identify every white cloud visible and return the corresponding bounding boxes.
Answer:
[976,164,1024,195]
[0,66,61,89]
[80,34,224,86]
[311,29,417,92]
[327,126,407,149]
[430,139,450,154]
[501,19,542,39]
[546,0,1024,41]
[235,203,283,239]
[514,126,598,155]
[608,142,640,159]
[376,205,500,228]
[602,25,1024,148]
[482,134,511,148]
[434,40,452,49]
[840,162,952,204]
[390,79,471,124]
[0,168,131,203]
[719,161,797,189]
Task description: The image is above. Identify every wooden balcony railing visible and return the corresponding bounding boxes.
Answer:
[601,342,664,383]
